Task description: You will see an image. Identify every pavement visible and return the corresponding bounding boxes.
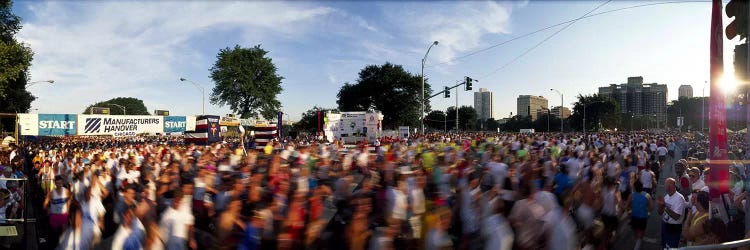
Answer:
[613,151,680,250]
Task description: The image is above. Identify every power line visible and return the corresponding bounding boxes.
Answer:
[428,0,710,68]
[478,0,613,79]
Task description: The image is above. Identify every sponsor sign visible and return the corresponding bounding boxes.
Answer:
[366,113,379,126]
[78,115,164,137]
[220,116,240,126]
[164,116,187,133]
[239,119,254,127]
[398,126,410,138]
[18,114,38,136]
[38,114,77,136]
[341,112,365,119]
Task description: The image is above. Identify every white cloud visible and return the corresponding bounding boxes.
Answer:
[17,1,339,115]
[379,1,517,64]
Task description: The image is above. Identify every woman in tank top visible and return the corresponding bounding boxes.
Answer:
[627,181,652,250]
[44,175,71,238]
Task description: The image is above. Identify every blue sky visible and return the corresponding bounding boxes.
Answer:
[12,0,738,121]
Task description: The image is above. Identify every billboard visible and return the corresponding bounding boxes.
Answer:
[164,116,187,133]
[78,115,164,137]
[90,107,110,115]
[18,114,38,136]
[154,110,170,116]
[38,114,77,136]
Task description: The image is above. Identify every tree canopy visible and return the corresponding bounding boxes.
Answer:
[424,110,447,131]
[0,0,34,114]
[209,44,283,120]
[294,106,337,133]
[445,106,478,131]
[336,63,431,129]
[82,97,150,115]
[667,96,708,131]
[569,94,620,131]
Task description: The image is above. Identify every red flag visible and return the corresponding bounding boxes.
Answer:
[709,0,729,198]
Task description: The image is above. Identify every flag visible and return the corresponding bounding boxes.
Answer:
[709,0,729,198]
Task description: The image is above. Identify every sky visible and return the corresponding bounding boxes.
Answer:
[11,0,740,121]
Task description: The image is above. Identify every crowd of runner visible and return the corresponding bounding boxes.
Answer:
[0,131,748,249]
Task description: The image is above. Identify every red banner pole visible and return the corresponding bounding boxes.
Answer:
[709,0,729,199]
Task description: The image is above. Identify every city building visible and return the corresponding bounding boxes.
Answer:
[516,95,548,121]
[598,76,668,125]
[474,88,494,122]
[551,106,571,119]
[678,85,693,98]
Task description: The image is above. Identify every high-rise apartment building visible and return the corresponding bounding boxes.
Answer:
[598,76,668,125]
[516,95,548,121]
[551,106,571,119]
[678,85,693,98]
[474,88,494,121]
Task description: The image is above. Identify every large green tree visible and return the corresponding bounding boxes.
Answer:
[532,113,562,132]
[569,94,620,131]
[336,63,431,129]
[0,0,34,114]
[209,45,283,120]
[82,97,150,115]
[500,115,533,132]
[294,106,337,133]
[667,96,709,131]
[445,106,478,131]
[424,110,447,131]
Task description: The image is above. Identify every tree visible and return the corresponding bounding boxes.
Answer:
[336,63,431,129]
[294,106,337,133]
[667,96,709,131]
[82,97,150,115]
[533,114,562,132]
[485,118,501,132]
[569,94,620,131]
[0,0,34,114]
[209,44,283,120]
[500,115,533,132]
[445,106,478,131]
[424,110,447,131]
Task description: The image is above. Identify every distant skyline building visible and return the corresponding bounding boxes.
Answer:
[598,76,668,125]
[551,106,571,119]
[474,88,494,122]
[516,95,548,121]
[678,85,693,98]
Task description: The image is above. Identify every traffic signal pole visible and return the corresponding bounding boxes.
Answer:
[745,0,750,233]
[425,77,477,132]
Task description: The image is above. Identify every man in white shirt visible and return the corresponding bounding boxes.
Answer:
[159,190,196,250]
[657,144,668,163]
[658,178,686,249]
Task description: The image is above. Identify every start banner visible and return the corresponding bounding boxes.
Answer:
[38,114,77,136]
[164,116,187,133]
[78,115,164,137]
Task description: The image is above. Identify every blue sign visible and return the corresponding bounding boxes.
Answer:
[164,116,187,133]
[38,114,77,136]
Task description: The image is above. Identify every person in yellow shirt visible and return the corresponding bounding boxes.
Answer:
[264,143,273,155]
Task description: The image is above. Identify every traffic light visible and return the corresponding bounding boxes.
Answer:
[735,43,748,81]
[465,76,473,91]
[726,0,748,40]
[444,86,450,98]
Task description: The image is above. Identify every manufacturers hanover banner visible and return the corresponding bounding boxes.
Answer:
[78,115,164,137]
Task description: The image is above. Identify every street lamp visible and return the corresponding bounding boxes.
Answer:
[542,107,550,132]
[107,103,126,115]
[702,80,706,132]
[179,78,206,115]
[421,40,439,135]
[582,99,606,133]
[27,80,54,87]
[550,89,563,132]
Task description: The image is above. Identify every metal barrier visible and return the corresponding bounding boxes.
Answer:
[674,238,750,250]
